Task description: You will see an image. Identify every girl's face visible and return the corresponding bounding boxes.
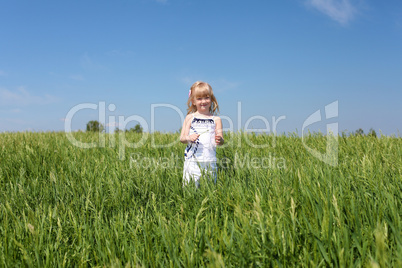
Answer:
[193,95,211,114]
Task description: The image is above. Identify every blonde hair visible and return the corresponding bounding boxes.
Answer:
[187,81,219,115]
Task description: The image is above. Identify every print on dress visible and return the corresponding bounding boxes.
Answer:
[184,126,200,159]
[184,117,216,161]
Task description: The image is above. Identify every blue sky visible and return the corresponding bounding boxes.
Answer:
[0,0,401,136]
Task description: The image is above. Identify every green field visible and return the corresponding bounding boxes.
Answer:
[0,131,401,267]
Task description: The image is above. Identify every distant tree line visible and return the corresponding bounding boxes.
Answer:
[86,120,104,132]
[115,124,143,133]
[86,120,375,138]
[353,128,377,137]
[86,120,142,133]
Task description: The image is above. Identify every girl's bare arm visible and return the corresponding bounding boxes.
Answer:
[215,117,224,146]
[180,115,200,144]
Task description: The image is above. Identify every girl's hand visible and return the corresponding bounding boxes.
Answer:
[215,135,224,146]
[187,133,200,143]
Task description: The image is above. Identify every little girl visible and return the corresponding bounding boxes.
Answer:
[180,81,224,187]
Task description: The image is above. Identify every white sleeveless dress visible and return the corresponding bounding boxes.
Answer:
[183,114,217,186]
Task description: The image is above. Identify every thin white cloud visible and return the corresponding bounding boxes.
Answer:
[305,0,357,25]
[396,18,402,30]
[0,118,29,127]
[9,108,22,113]
[180,77,239,93]
[81,53,106,72]
[210,79,240,93]
[0,87,58,106]
[0,108,22,114]
[180,76,196,86]
[106,49,135,57]
[70,74,85,81]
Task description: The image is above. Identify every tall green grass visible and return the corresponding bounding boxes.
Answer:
[0,131,401,267]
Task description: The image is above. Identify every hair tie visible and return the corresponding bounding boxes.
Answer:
[188,90,191,97]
